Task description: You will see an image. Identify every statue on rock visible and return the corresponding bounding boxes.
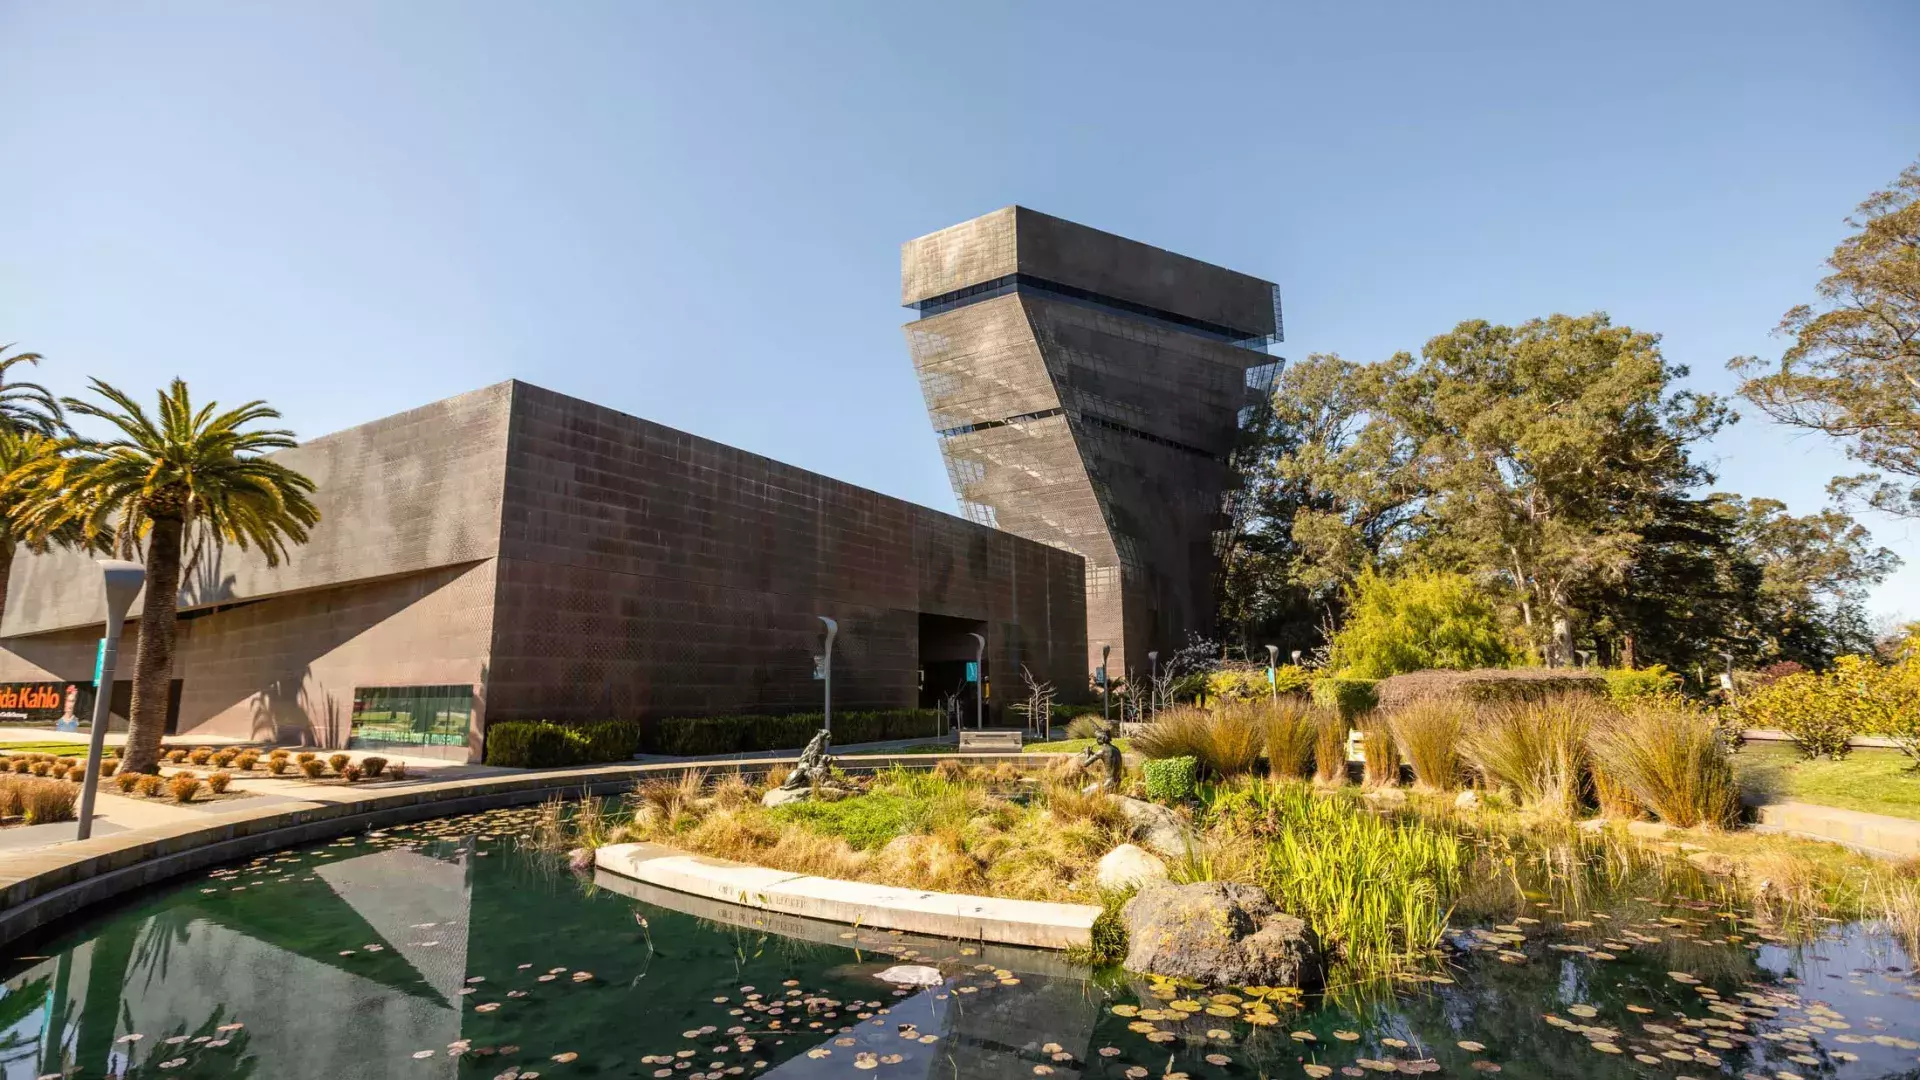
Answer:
[1075,723,1123,794]
[763,728,837,807]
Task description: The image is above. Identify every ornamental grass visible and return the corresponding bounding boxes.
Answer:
[1356,713,1401,787]
[1463,696,1598,817]
[1586,703,1740,829]
[1387,700,1470,792]
[1314,709,1351,785]
[1257,698,1317,781]
[0,775,79,823]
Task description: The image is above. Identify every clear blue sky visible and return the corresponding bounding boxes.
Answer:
[4,3,1918,618]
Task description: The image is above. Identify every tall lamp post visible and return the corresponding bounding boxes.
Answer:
[76,560,147,841]
[1098,642,1111,727]
[1147,650,1159,722]
[817,616,838,737]
[1266,645,1279,703]
[967,632,986,729]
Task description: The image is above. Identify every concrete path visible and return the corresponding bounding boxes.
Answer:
[1746,799,1920,859]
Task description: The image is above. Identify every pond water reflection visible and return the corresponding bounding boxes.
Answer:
[3,806,1918,1080]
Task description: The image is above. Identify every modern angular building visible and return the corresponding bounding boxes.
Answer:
[902,207,1282,679]
[0,381,1086,759]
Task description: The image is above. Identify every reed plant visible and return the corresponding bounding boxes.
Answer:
[0,776,79,823]
[1356,713,1401,787]
[1257,699,1316,780]
[1587,703,1741,828]
[1878,874,1920,962]
[1463,696,1598,816]
[1387,700,1470,791]
[1314,710,1351,785]
[1133,705,1262,778]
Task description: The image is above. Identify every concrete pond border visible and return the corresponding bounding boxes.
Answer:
[0,751,1056,950]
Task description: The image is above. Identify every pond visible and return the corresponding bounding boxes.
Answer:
[4,805,1919,1080]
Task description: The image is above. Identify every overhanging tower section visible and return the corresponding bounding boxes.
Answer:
[902,207,1281,679]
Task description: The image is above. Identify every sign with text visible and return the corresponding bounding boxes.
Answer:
[0,682,93,726]
[964,661,979,683]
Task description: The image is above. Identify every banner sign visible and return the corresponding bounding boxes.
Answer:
[0,682,94,726]
[965,661,979,683]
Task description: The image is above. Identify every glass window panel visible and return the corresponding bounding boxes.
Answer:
[349,685,472,752]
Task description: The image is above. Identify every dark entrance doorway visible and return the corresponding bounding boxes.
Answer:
[916,612,992,724]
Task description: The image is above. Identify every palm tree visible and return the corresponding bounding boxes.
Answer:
[13,378,319,773]
[0,344,65,436]
[0,431,105,630]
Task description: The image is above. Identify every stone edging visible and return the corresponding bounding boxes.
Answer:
[595,841,1101,950]
[1745,799,1920,859]
[0,751,1066,950]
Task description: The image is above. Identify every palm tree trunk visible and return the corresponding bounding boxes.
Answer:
[0,535,14,635]
[121,515,183,774]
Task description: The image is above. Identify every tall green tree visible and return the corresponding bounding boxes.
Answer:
[1731,157,1920,518]
[0,344,72,629]
[0,431,104,631]
[0,344,64,437]
[1385,314,1731,662]
[14,379,319,773]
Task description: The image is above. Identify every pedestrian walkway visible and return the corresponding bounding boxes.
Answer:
[1746,798,1920,859]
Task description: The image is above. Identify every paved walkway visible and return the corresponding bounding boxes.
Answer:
[1746,798,1920,859]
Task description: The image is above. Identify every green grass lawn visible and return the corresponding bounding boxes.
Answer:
[1735,740,1920,821]
[1022,737,1131,754]
[0,741,91,757]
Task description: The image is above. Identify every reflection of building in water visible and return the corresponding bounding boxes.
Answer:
[1,845,473,1079]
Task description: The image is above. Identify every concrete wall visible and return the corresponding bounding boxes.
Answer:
[485,383,1087,723]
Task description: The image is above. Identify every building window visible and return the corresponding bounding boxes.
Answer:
[350,686,472,751]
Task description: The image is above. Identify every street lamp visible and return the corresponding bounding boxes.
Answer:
[1098,642,1112,727]
[968,632,986,730]
[1266,645,1279,702]
[76,560,146,841]
[1147,650,1159,722]
[817,616,838,737]
[1290,650,1302,666]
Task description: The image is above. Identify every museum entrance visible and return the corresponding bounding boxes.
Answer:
[916,612,994,725]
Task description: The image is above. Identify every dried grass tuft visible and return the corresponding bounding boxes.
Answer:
[1388,700,1470,791]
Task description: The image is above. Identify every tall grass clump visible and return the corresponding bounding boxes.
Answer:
[0,776,79,823]
[1879,874,1920,963]
[1257,699,1316,780]
[1204,781,1462,977]
[1463,696,1598,816]
[1387,701,1469,791]
[1134,705,1261,778]
[1314,710,1351,785]
[1356,713,1400,787]
[1587,703,1740,828]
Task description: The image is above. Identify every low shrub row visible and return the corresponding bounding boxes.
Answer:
[484,720,642,768]
[640,709,940,757]
[1735,652,1920,762]
[1372,667,1605,712]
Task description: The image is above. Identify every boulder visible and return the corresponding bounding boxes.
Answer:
[1362,786,1407,805]
[1096,844,1169,891]
[1454,789,1481,810]
[761,787,810,808]
[875,965,945,987]
[1685,850,1738,877]
[1116,797,1196,858]
[1121,881,1321,989]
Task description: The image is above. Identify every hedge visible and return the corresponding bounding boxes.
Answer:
[1312,677,1379,720]
[1373,668,1605,712]
[1143,755,1198,803]
[640,709,942,756]
[484,719,641,768]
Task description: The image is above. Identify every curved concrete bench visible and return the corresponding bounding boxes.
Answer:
[596,841,1101,950]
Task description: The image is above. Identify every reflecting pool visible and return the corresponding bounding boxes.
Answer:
[4,805,1919,1079]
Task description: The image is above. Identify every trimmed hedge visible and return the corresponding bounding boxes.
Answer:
[640,709,941,756]
[1143,755,1198,803]
[484,720,640,768]
[1312,677,1379,720]
[1373,668,1605,712]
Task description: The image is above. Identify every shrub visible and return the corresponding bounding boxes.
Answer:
[1462,696,1599,816]
[266,757,290,775]
[1065,714,1107,741]
[134,774,165,797]
[1312,677,1379,720]
[234,753,259,771]
[1356,713,1401,787]
[1387,700,1469,791]
[113,771,143,793]
[485,722,590,768]
[188,747,214,765]
[1143,756,1198,803]
[388,761,408,780]
[640,710,938,756]
[1257,699,1317,780]
[1588,703,1741,828]
[342,764,364,782]
[210,750,237,768]
[164,750,188,763]
[1132,706,1261,778]
[1328,569,1522,679]
[1603,665,1682,703]
[1313,710,1351,785]
[167,773,201,803]
[327,753,351,774]
[269,748,292,760]
[298,759,326,779]
[207,771,233,794]
[99,759,118,778]
[295,752,317,764]
[578,720,641,762]
[359,756,388,778]
[1739,667,1858,759]
[29,761,51,777]
[1204,665,1310,703]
